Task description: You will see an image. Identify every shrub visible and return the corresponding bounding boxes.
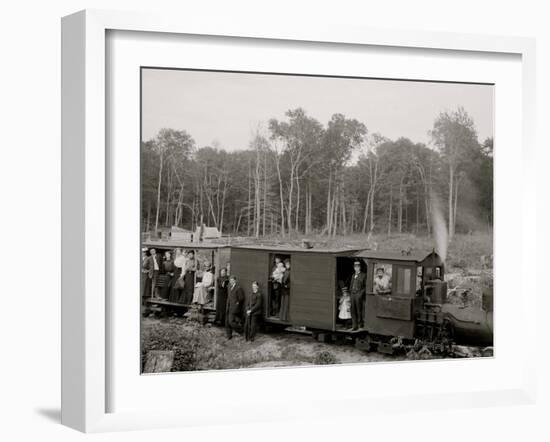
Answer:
[314,350,337,365]
[141,320,202,372]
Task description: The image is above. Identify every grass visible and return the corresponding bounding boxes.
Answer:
[140,317,396,373]
[141,319,322,372]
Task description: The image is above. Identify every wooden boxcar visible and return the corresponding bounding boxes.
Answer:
[230,245,361,330]
[230,245,445,339]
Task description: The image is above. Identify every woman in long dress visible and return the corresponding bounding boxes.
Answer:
[278,259,291,321]
[169,248,186,303]
[192,263,214,305]
[160,251,175,299]
[215,267,229,325]
[180,250,196,304]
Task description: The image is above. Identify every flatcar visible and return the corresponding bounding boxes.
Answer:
[141,240,230,314]
[230,245,493,355]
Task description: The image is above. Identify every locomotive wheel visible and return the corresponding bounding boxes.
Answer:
[441,318,455,341]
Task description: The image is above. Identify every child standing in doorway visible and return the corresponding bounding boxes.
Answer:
[338,287,352,329]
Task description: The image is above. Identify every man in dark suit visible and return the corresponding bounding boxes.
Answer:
[141,248,149,304]
[244,281,263,342]
[349,260,367,330]
[143,248,162,298]
[226,275,245,339]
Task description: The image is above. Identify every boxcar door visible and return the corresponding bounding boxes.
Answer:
[230,248,270,316]
[290,253,335,330]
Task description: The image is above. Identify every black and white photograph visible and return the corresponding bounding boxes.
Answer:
[140,68,494,373]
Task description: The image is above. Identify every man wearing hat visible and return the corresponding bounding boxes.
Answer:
[226,275,245,339]
[141,248,149,304]
[349,260,367,330]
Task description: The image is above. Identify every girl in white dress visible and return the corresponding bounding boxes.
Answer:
[338,287,352,328]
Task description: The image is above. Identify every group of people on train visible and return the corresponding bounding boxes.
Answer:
[141,248,202,305]
[337,261,392,331]
[141,247,276,342]
[142,248,394,338]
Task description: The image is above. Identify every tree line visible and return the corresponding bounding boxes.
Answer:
[141,106,493,239]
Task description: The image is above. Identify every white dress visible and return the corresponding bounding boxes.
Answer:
[338,295,351,320]
[192,271,214,305]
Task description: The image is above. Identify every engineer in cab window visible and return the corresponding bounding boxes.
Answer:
[374,267,391,295]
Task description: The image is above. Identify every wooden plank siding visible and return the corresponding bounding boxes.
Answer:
[230,248,270,316]
[365,295,415,338]
[290,253,336,330]
[364,258,417,339]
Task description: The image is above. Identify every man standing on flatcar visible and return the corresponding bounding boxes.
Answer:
[349,260,367,330]
[144,248,161,299]
[226,275,245,339]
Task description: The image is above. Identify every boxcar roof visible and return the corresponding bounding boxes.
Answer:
[230,244,360,254]
[354,249,438,263]
[142,240,229,250]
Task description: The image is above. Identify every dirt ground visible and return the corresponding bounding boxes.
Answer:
[142,316,402,372]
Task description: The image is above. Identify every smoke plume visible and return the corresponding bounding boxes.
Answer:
[430,191,448,262]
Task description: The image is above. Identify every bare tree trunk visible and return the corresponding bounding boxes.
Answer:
[362,189,370,234]
[387,186,393,236]
[416,190,420,234]
[295,174,300,232]
[331,178,339,238]
[398,177,404,234]
[236,211,243,234]
[262,150,267,236]
[247,160,252,236]
[308,186,313,234]
[326,168,332,234]
[220,174,227,234]
[453,174,461,234]
[287,166,294,235]
[165,167,171,227]
[154,149,164,233]
[342,193,347,236]
[350,204,355,233]
[254,147,261,238]
[146,199,151,232]
[448,165,454,238]
[274,154,285,238]
[304,184,309,235]
[369,160,378,233]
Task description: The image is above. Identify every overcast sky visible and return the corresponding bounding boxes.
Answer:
[141,68,494,151]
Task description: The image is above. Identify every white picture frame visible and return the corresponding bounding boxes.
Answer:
[61,9,537,433]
